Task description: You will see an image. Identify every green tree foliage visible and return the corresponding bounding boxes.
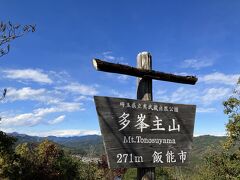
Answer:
[91,154,127,180]
[15,140,79,180]
[1,137,81,179]
[0,131,21,179]
[15,143,38,179]
[0,131,16,154]
[196,78,240,180]
[223,78,240,149]
[78,160,102,180]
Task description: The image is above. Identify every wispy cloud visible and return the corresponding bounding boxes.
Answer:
[201,87,231,105]
[7,87,46,101]
[156,89,167,96]
[57,82,98,96]
[2,69,53,84]
[101,51,131,83]
[117,75,129,81]
[0,128,100,137]
[155,86,231,107]
[174,72,191,76]
[1,102,83,127]
[181,57,214,70]
[102,51,126,63]
[200,72,240,86]
[5,87,61,104]
[2,113,41,127]
[0,67,100,129]
[48,115,66,125]
[194,132,226,137]
[26,129,100,137]
[197,107,217,113]
[161,87,199,104]
[110,89,135,99]
[75,95,93,102]
[102,51,116,61]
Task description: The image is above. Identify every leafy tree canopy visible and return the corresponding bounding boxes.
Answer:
[196,78,240,180]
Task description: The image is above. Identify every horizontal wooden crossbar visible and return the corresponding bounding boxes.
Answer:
[92,59,198,85]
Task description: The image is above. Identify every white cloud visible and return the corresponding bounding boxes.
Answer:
[200,72,240,86]
[75,95,93,102]
[102,51,125,63]
[48,70,71,84]
[182,58,214,70]
[48,115,66,125]
[110,89,135,99]
[0,68,100,130]
[33,102,83,117]
[7,87,46,101]
[194,132,226,137]
[58,83,98,96]
[174,72,190,76]
[156,89,167,96]
[117,75,129,81]
[168,87,199,104]
[201,87,231,105]
[57,102,83,112]
[155,87,187,103]
[156,96,170,102]
[1,102,83,127]
[6,85,96,105]
[5,87,62,105]
[153,72,236,107]
[2,113,41,126]
[3,69,53,84]
[27,129,100,137]
[0,128,100,137]
[0,128,15,133]
[197,107,217,113]
[103,51,115,60]
[155,86,231,106]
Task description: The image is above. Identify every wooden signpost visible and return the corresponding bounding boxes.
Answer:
[94,96,196,167]
[93,52,197,180]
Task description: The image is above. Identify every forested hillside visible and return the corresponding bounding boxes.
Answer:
[9,133,225,164]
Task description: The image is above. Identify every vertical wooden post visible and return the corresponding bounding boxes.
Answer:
[136,52,155,180]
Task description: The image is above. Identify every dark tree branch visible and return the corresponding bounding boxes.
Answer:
[0,88,7,101]
[93,59,198,85]
[0,21,36,57]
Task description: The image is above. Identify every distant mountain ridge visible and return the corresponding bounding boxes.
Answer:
[8,132,226,162]
[8,132,104,155]
[8,132,102,143]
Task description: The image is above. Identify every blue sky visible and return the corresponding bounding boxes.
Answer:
[0,0,239,137]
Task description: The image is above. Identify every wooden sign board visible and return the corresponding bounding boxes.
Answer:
[94,96,196,169]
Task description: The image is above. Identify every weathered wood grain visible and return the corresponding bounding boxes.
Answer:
[94,96,196,169]
[92,58,198,85]
[136,52,154,180]
[92,51,198,180]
